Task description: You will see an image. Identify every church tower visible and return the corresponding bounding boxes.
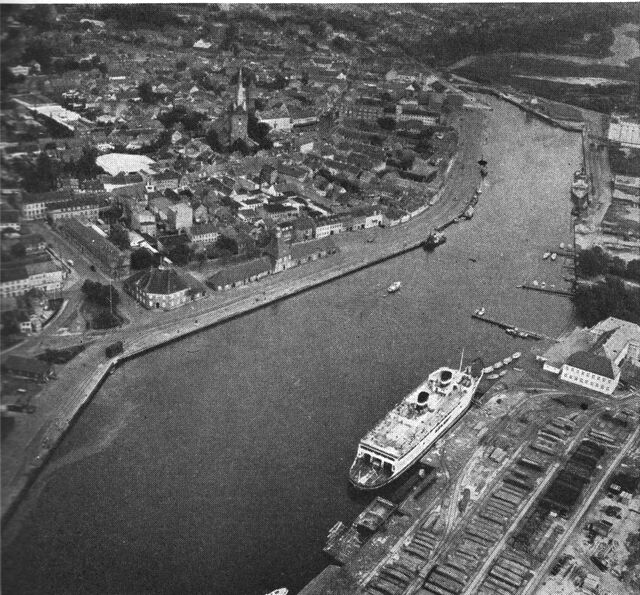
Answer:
[229,66,248,144]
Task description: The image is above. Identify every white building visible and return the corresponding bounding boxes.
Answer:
[560,351,620,395]
[167,203,193,232]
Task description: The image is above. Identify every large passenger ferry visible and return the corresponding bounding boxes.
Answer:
[349,357,484,490]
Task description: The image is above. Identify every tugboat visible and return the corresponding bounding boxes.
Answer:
[423,231,446,250]
[478,158,488,178]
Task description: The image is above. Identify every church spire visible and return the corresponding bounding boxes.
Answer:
[235,66,246,112]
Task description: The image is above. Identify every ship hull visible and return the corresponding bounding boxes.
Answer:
[348,379,479,490]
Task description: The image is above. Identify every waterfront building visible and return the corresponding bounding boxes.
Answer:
[608,121,640,149]
[206,256,272,291]
[559,351,620,395]
[124,266,206,310]
[543,317,640,394]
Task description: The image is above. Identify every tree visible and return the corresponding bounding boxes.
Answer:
[109,224,130,251]
[130,248,158,270]
[25,152,58,193]
[215,235,238,255]
[167,242,191,266]
[248,114,272,150]
[81,279,120,309]
[576,247,608,278]
[138,81,155,104]
[10,243,27,259]
[1,311,21,335]
[72,147,101,179]
[205,128,223,152]
[377,116,396,131]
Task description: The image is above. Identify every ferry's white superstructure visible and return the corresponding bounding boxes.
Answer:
[349,359,483,490]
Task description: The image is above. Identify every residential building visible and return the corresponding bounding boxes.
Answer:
[187,223,220,245]
[0,205,21,231]
[167,202,193,232]
[57,217,129,278]
[131,208,157,237]
[257,104,292,132]
[0,257,64,298]
[47,196,103,222]
[343,97,384,123]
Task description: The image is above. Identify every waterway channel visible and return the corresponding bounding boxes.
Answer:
[2,97,583,595]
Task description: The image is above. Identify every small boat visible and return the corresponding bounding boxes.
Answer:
[502,356,512,365]
[469,257,477,263]
[559,242,565,249]
[476,187,482,195]
[366,237,375,243]
[494,361,503,370]
[387,281,401,293]
[550,253,557,261]
[265,590,288,595]
[483,366,494,374]
[423,231,446,250]
[542,252,550,260]
[532,280,539,286]
[518,331,529,338]
[498,370,507,378]
[541,282,546,288]
[475,307,485,317]
[506,328,517,336]
[487,373,499,380]
[513,367,523,372]
[512,352,521,360]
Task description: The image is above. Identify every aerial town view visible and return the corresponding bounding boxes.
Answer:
[1,3,640,595]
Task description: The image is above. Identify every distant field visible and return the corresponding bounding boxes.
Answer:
[455,54,640,85]
[454,53,640,115]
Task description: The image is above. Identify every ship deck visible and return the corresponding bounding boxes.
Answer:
[361,379,469,459]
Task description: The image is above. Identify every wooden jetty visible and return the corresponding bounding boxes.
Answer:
[519,283,574,297]
[471,313,545,340]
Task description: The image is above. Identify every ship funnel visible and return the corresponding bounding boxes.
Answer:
[416,390,430,411]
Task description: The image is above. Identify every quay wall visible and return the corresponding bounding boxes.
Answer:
[1,216,433,526]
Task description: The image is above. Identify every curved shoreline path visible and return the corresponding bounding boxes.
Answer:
[1,106,487,524]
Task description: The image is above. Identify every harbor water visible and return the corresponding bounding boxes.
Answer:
[2,97,582,595]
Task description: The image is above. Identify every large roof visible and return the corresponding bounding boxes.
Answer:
[207,257,272,288]
[96,153,156,177]
[565,351,618,379]
[125,267,189,296]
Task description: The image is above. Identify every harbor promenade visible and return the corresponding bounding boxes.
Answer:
[1,108,486,524]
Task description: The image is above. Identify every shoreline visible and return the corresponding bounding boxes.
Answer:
[1,105,488,527]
